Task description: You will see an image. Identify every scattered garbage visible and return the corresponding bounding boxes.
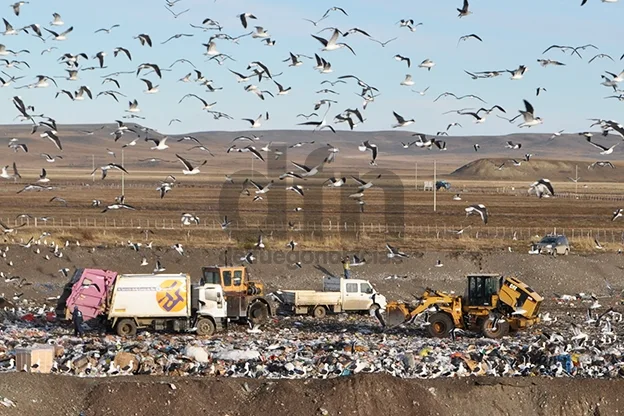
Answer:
[0,300,621,380]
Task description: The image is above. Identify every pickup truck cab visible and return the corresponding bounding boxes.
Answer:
[280,277,387,318]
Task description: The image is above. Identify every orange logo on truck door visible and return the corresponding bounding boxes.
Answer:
[156,280,186,312]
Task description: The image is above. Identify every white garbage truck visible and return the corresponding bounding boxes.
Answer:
[279,276,387,318]
[57,269,228,336]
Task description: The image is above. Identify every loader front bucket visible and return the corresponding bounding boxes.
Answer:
[383,303,410,327]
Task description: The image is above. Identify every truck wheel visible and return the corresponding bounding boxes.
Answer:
[427,313,454,338]
[116,319,137,337]
[482,316,510,339]
[196,318,215,336]
[312,306,327,319]
[248,302,269,325]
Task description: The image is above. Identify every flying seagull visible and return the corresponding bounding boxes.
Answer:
[358,140,379,165]
[44,26,73,41]
[394,54,411,67]
[238,13,257,29]
[586,138,618,155]
[392,111,414,128]
[369,37,397,47]
[518,100,543,127]
[94,25,120,34]
[40,130,62,150]
[465,204,488,224]
[311,29,356,55]
[457,0,472,17]
[90,163,128,180]
[176,154,206,175]
[588,161,615,169]
[457,34,482,46]
[322,6,348,18]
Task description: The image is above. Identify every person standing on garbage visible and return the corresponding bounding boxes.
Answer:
[72,306,84,337]
[342,256,351,279]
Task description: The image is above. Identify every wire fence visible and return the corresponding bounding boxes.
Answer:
[5,216,624,243]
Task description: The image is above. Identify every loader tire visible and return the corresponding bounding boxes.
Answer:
[482,316,510,339]
[428,313,454,338]
[248,302,269,325]
[312,305,327,319]
[116,319,137,337]
[196,318,216,336]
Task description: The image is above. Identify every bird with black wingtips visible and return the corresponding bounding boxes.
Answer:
[102,202,135,213]
[176,154,206,175]
[518,99,543,127]
[238,12,257,28]
[529,178,555,198]
[586,137,618,155]
[358,140,379,165]
[44,26,73,41]
[392,111,414,128]
[457,0,472,17]
[311,29,356,55]
[386,243,409,258]
[457,33,482,46]
[393,54,411,68]
[286,185,305,196]
[465,204,488,224]
[91,163,129,180]
[134,33,152,46]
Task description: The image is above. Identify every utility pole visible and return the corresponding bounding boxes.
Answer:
[433,160,437,212]
[575,165,578,195]
[92,155,95,183]
[121,149,125,196]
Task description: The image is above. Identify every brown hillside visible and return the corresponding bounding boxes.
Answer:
[450,158,623,182]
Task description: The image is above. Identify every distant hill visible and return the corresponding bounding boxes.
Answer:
[450,158,622,182]
[1,123,620,179]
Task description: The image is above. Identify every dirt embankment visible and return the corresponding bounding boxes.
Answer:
[5,246,624,304]
[0,373,619,416]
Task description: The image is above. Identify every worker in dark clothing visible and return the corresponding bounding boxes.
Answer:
[342,256,351,279]
[72,306,84,337]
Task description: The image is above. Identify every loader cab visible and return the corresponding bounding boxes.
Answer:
[201,266,247,293]
[200,265,270,324]
[466,274,501,306]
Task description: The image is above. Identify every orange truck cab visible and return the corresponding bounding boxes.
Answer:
[200,265,272,325]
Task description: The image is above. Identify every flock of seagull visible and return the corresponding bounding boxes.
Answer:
[0,0,621,251]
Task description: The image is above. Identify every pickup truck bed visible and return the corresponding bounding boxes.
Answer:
[281,290,341,306]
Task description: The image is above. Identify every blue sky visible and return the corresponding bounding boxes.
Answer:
[1,0,623,136]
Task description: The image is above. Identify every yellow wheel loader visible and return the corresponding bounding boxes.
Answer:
[379,274,543,339]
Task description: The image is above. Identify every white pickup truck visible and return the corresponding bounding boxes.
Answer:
[279,277,387,318]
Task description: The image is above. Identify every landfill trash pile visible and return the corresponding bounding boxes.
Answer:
[0,295,623,380]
